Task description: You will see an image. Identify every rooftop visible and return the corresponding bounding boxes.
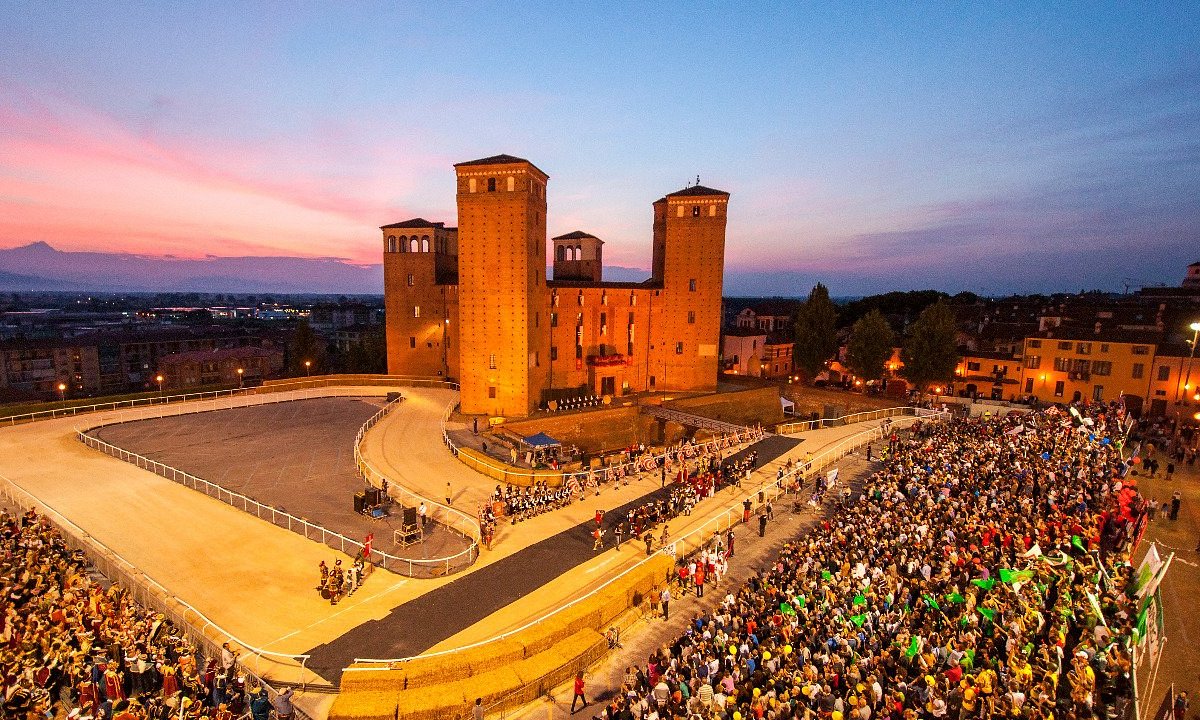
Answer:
[380,218,446,230]
[552,231,602,242]
[454,154,548,177]
[664,184,730,199]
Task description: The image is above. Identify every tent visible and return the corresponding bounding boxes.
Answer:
[780,396,796,417]
[522,432,562,448]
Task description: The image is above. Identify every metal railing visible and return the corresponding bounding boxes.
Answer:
[75,387,477,579]
[775,405,947,435]
[439,396,767,485]
[348,409,951,666]
[352,394,481,576]
[0,472,317,717]
[1,373,449,426]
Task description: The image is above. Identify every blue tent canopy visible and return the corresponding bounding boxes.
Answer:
[522,432,562,448]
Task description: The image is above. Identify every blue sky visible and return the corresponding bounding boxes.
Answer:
[1,2,1197,295]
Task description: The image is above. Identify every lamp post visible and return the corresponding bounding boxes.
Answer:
[237,367,244,389]
[156,374,164,396]
[1183,321,1200,406]
[57,382,66,402]
[304,360,311,377]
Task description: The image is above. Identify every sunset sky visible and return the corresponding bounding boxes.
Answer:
[1,3,1197,296]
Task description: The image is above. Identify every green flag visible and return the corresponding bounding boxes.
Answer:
[796,595,807,609]
[999,568,1033,584]
[977,607,996,622]
[850,613,867,627]
[945,592,965,604]
[780,602,796,616]
[924,593,940,610]
[1135,607,1148,642]
[1071,535,1087,553]
[905,636,921,658]
[821,569,833,581]
[971,578,996,591]
[853,593,867,606]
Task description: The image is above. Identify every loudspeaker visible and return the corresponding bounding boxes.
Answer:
[365,487,384,506]
[353,492,366,514]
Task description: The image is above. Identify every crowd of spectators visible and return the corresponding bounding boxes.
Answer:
[597,402,1146,720]
[0,508,293,720]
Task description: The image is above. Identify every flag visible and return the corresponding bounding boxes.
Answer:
[971,578,996,591]
[977,607,996,622]
[945,592,965,604]
[1135,606,1148,642]
[999,568,1033,584]
[821,569,833,581]
[1071,535,1087,553]
[853,593,867,606]
[780,602,796,616]
[796,595,807,609]
[905,636,921,658]
[924,594,940,610]
[850,614,866,627]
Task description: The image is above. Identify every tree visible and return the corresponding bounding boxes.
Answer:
[792,283,839,382]
[285,319,326,376]
[844,309,896,382]
[900,301,959,394]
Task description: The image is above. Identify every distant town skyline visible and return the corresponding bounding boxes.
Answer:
[1,3,1197,296]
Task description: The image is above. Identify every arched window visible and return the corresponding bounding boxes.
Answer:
[487,177,496,192]
[398,235,408,252]
[387,235,396,253]
[422,236,430,252]
[410,238,420,253]
[507,176,515,192]
[575,245,582,261]
[556,245,565,262]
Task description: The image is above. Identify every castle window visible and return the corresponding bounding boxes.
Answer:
[551,346,558,361]
[487,177,496,192]
[551,312,558,327]
[489,354,497,370]
[489,386,496,399]
[600,312,607,335]
[413,306,420,318]
[407,274,414,287]
[575,245,582,260]
[552,292,559,307]
[387,235,397,252]
[709,205,716,217]
[398,235,407,252]
[409,337,416,348]
[577,292,584,306]
[676,205,684,217]
[689,279,697,292]
[601,293,608,306]
[422,236,430,252]
[410,238,420,253]
[688,311,695,324]
[676,342,684,354]
[692,205,700,217]
[556,245,565,262]
[507,176,515,192]
[630,293,636,306]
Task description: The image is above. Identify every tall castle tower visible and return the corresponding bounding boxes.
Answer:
[650,186,729,391]
[454,155,550,416]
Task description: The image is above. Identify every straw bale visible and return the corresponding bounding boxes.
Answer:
[328,690,399,720]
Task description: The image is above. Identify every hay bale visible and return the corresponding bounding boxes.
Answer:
[396,654,467,689]
[328,690,398,720]
[396,684,469,720]
[467,637,526,674]
[338,668,406,693]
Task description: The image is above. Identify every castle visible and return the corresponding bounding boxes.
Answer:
[382,154,728,417]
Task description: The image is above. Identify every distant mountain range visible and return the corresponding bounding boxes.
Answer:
[0,242,383,294]
[0,242,655,294]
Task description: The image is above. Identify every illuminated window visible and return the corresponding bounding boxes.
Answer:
[692,205,700,217]
[507,176,515,192]
[550,312,558,327]
[688,311,695,324]
[468,178,476,193]
[676,205,684,217]
[489,354,497,370]
[676,342,684,354]
[413,306,420,318]
[407,274,414,287]
[1053,380,1064,397]
[709,205,716,217]
[1132,345,1149,355]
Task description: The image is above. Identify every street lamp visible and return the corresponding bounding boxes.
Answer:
[57,382,66,402]
[156,374,164,395]
[304,360,311,377]
[1183,321,1200,403]
[237,367,244,388]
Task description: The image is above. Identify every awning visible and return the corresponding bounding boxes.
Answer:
[780,397,795,410]
[522,432,562,448]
